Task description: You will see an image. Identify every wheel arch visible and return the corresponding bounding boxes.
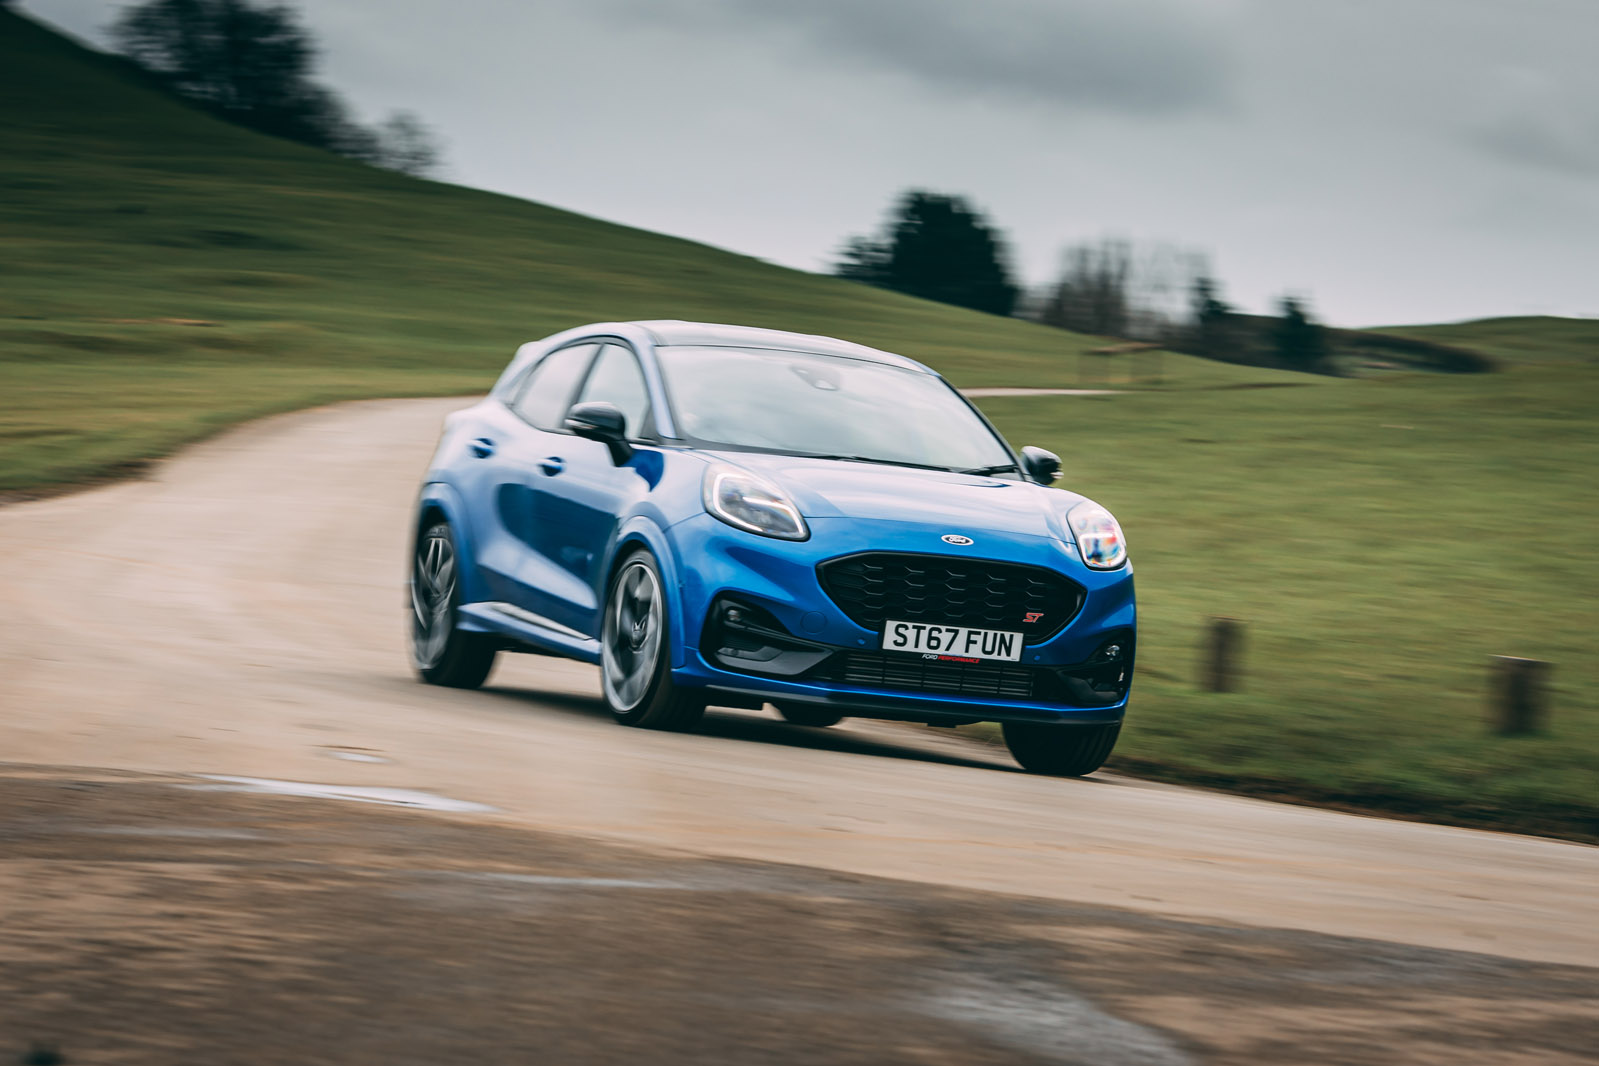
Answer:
[413,481,492,608]
[606,517,691,669]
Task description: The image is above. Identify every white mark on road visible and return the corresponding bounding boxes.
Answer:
[83,825,266,840]
[932,975,1192,1066]
[323,748,390,764]
[417,871,688,890]
[185,775,494,813]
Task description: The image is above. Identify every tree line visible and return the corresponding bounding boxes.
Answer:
[108,0,442,177]
[835,190,1339,373]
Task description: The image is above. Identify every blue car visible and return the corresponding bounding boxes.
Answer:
[410,322,1134,775]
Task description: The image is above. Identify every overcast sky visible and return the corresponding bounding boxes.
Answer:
[25,0,1599,326]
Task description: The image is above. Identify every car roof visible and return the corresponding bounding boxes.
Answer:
[629,320,935,374]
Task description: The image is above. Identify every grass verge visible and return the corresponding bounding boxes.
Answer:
[977,364,1598,842]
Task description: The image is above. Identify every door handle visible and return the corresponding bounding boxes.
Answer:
[468,437,495,458]
[539,456,565,476]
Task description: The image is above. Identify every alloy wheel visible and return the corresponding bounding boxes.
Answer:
[411,527,456,668]
[602,560,664,712]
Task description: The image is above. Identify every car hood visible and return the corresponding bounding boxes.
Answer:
[706,451,1084,539]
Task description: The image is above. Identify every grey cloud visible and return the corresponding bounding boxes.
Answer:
[1469,69,1599,177]
[606,0,1233,115]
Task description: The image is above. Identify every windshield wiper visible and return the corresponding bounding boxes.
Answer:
[958,463,1020,476]
[799,453,954,473]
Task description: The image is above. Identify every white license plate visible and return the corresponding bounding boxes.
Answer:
[881,620,1024,662]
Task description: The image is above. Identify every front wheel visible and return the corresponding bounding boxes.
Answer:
[1002,721,1120,777]
[601,551,705,731]
[411,520,497,689]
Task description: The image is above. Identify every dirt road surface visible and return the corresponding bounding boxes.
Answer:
[2,398,1595,1064]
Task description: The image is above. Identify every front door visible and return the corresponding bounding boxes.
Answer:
[523,341,659,637]
[478,340,599,621]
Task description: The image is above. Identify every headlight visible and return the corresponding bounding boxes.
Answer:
[703,464,809,540]
[1068,502,1127,570]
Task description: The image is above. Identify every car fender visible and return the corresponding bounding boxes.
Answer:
[414,480,493,609]
[610,515,691,669]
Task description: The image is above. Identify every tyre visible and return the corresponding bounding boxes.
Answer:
[411,520,498,689]
[601,551,705,730]
[1001,721,1120,777]
[776,704,844,728]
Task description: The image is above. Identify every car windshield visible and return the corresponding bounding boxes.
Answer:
[655,346,1016,473]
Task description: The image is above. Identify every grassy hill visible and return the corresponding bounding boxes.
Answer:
[1380,316,1599,365]
[0,9,1309,492]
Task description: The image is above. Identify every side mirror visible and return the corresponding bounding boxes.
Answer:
[565,401,633,464]
[1020,446,1062,485]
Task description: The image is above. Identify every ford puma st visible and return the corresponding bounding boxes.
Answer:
[409,322,1135,775]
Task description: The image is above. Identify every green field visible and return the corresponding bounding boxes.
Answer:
[0,10,1309,492]
[973,365,1598,839]
[4,11,1596,838]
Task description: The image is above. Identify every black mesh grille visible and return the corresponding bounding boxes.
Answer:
[817,553,1084,643]
[837,652,1037,700]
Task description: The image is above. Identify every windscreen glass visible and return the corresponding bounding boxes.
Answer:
[656,346,1015,472]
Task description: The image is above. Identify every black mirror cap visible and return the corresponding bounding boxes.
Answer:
[564,401,633,464]
[1020,446,1062,484]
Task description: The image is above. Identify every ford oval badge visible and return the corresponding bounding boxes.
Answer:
[941,534,974,546]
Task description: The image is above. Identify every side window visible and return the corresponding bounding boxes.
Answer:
[510,343,597,430]
[575,343,652,439]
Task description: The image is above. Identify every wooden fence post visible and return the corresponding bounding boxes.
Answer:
[1488,656,1549,735]
[1201,617,1244,693]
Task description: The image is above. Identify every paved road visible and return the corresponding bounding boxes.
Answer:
[0,396,1594,979]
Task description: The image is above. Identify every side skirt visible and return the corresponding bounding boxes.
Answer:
[458,602,602,664]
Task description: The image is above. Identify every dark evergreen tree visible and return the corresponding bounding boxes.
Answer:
[1273,294,1330,371]
[833,234,891,287]
[1190,274,1235,358]
[834,191,1018,316]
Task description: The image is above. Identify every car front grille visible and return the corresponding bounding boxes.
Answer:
[835,652,1038,700]
[817,552,1084,643]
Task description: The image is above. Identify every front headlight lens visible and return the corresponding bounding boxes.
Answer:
[703,464,808,540]
[1068,502,1127,569]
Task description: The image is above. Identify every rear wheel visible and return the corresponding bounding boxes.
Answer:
[776,705,844,728]
[411,520,497,689]
[1002,721,1120,777]
[601,551,705,731]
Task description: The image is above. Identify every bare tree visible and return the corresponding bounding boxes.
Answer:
[372,111,442,178]
[1037,239,1211,341]
[1038,239,1131,336]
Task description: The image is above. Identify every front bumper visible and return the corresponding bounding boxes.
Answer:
[666,513,1136,725]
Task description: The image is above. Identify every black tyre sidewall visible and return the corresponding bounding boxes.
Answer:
[1002,720,1120,776]
[777,704,845,728]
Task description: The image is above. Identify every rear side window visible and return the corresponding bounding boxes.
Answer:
[575,343,652,439]
[511,343,597,430]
